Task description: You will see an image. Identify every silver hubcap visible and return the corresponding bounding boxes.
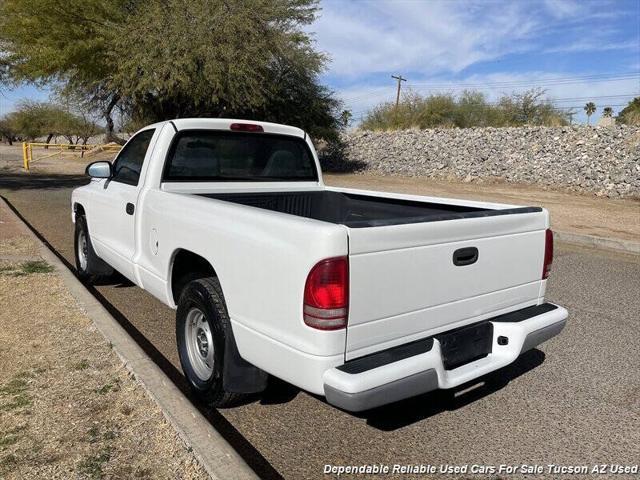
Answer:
[78,230,88,270]
[185,308,214,381]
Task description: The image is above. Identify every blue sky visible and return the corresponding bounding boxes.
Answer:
[313,0,640,123]
[1,0,639,124]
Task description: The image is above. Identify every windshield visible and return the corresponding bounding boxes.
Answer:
[163,130,318,182]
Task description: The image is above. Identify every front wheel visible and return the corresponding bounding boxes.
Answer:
[74,215,113,283]
[176,277,247,407]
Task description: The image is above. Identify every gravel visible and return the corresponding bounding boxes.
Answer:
[322,125,640,198]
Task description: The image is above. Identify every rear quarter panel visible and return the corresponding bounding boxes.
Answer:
[135,189,349,358]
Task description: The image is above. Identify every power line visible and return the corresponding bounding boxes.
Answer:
[556,104,628,108]
[549,94,637,102]
[340,87,391,102]
[407,72,640,89]
[347,95,636,110]
[340,81,639,104]
[345,72,640,99]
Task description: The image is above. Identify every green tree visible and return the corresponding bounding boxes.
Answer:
[10,101,76,142]
[0,0,340,140]
[602,106,613,117]
[56,112,98,145]
[0,114,19,144]
[0,42,12,92]
[584,102,596,125]
[1,101,99,144]
[617,97,640,125]
[0,0,128,139]
[6,101,51,140]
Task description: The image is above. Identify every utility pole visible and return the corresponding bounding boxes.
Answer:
[391,74,407,108]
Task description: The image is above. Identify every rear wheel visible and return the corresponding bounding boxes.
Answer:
[176,277,247,407]
[74,215,113,283]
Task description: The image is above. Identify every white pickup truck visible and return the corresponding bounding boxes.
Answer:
[71,119,567,412]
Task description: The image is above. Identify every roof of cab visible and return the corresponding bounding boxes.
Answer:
[168,118,306,138]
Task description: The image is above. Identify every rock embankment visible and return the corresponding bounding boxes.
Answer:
[323,126,640,197]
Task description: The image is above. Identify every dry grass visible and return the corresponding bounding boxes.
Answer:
[0,238,41,260]
[0,241,208,479]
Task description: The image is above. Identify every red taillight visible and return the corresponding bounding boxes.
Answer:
[543,228,553,279]
[230,123,264,132]
[303,257,348,330]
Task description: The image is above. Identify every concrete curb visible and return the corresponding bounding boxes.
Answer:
[555,230,640,256]
[1,198,259,480]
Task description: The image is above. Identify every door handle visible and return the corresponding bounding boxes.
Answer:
[126,203,135,215]
[453,247,478,266]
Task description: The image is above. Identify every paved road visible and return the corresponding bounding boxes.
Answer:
[1,172,639,479]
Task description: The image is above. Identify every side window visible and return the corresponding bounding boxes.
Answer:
[111,129,155,186]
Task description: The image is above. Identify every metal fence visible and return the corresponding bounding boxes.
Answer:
[22,142,122,171]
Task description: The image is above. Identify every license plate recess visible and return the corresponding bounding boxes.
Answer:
[437,321,494,370]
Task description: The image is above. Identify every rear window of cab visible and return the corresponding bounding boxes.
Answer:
[163,130,318,182]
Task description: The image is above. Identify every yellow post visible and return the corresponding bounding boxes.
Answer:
[28,144,33,169]
[22,142,29,171]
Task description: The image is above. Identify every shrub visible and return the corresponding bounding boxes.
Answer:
[361,88,569,130]
[617,97,640,126]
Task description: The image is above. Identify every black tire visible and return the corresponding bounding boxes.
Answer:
[74,215,114,283]
[176,277,247,408]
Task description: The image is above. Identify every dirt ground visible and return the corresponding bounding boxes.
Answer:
[0,144,117,176]
[0,204,208,479]
[324,173,640,243]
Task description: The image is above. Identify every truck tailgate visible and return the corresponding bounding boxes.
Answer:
[346,210,548,360]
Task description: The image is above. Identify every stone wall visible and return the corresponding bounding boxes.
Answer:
[323,126,640,198]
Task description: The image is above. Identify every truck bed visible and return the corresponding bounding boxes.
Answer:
[201,190,540,228]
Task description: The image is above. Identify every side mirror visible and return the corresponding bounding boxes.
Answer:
[86,161,112,179]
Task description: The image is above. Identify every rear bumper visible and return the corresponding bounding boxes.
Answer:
[323,303,567,412]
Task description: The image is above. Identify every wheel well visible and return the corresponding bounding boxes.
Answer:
[170,249,216,304]
[74,203,85,219]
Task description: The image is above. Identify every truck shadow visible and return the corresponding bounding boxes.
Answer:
[317,140,368,173]
[259,377,301,405]
[111,274,136,288]
[0,172,89,190]
[357,349,546,431]
[252,348,546,430]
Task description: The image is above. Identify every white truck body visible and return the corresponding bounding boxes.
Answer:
[72,119,567,411]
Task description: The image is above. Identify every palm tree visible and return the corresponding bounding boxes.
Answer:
[603,106,613,117]
[584,102,596,125]
[340,110,353,128]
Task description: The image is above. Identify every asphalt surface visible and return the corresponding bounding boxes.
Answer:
[1,172,639,479]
